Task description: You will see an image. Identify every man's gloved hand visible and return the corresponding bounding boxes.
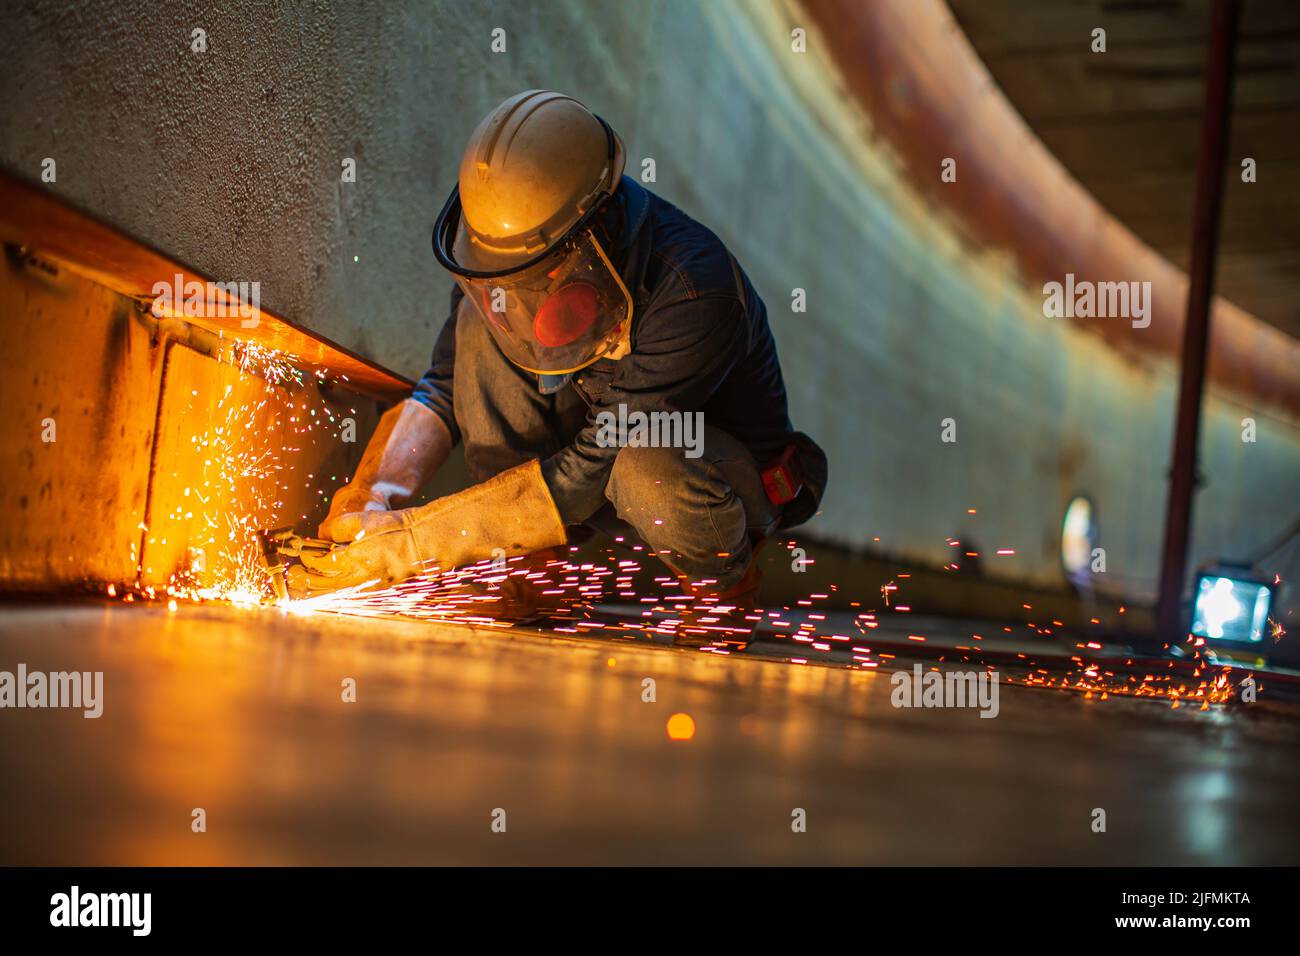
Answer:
[287,510,422,596]
[287,459,567,598]
[317,399,454,542]
[317,486,390,543]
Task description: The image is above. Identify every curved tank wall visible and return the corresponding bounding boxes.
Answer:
[0,0,1295,614]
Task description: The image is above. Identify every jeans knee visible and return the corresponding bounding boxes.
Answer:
[606,444,698,520]
[607,444,750,573]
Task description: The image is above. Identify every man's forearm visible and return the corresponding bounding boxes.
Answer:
[338,399,454,511]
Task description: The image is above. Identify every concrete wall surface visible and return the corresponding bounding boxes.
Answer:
[1,0,1296,616]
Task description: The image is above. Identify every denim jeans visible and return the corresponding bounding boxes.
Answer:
[452,309,775,588]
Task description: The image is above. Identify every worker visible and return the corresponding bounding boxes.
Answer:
[291,90,826,614]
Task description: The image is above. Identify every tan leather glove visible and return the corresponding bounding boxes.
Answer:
[288,460,567,596]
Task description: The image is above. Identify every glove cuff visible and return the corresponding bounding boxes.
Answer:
[404,459,568,573]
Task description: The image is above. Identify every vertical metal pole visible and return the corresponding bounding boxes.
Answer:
[1154,0,1240,647]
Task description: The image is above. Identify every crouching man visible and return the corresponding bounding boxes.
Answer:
[292,90,826,613]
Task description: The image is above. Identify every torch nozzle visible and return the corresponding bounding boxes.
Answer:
[256,526,335,601]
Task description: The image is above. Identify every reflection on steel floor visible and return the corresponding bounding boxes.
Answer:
[1,602,1297,865]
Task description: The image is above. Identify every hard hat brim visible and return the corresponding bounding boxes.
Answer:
[433,115,624,279]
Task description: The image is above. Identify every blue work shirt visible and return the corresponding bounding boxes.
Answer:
[412,177,826,528]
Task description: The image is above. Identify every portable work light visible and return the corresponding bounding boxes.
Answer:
[1189,567,1275,646]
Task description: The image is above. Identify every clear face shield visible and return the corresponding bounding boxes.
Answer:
[447,222,632,374]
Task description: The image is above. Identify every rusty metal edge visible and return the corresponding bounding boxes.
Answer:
[0,168,413,404]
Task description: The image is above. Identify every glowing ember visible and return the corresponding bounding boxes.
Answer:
[666,713,696,741]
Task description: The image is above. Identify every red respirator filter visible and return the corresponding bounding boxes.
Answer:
[532,281,600,348]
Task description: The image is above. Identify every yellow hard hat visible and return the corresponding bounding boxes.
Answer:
[453,89,625,270]
[433,91,635,374]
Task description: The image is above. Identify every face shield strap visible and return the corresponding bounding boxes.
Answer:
[583,232,634,357]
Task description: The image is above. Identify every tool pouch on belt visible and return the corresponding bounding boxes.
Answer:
[768,432,827,530]
[726,252,827,531]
